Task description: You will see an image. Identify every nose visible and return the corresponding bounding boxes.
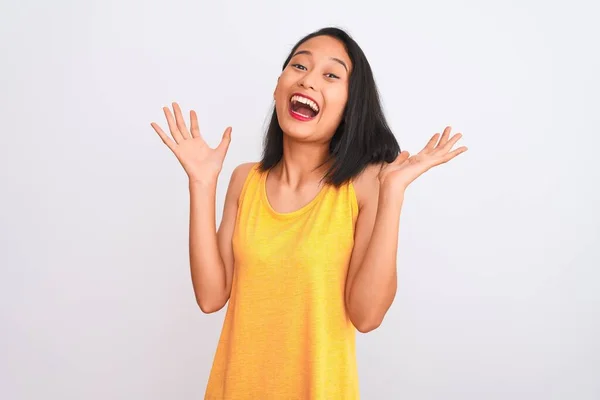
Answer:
[298,70,318,91]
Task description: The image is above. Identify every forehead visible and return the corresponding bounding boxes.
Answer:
[294,35,352,69]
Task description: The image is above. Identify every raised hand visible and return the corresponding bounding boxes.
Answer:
[151,102,232,185]
[378,126,467,193]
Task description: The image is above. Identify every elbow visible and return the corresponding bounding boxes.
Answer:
[347,293,394,333]
[196,296,227,314]
[353,316,383,333]
[348,305,385,333]
[194,282,230,314]
[198,303,222,314]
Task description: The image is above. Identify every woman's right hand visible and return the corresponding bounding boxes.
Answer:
[151,102,232,185]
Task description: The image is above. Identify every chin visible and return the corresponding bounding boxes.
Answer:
[280,121,318,141]
[275,107,315,138]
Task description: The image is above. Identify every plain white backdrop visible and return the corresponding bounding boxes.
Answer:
[1,0,599,399]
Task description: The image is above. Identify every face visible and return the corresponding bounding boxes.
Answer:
[273,35,352,142]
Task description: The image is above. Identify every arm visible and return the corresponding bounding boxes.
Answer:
[151,102,257,314]
[345,126,468,332]
[345,166,403,333]
[189,162,255,313]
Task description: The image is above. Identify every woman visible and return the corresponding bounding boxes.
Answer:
[151,27,466,400]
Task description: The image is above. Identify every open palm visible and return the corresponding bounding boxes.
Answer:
[378,126,467,191]
[151,102,232,184]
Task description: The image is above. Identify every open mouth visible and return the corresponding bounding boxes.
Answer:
[289,94,320,121]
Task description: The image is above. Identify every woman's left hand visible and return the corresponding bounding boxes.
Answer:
[378,126,467,194]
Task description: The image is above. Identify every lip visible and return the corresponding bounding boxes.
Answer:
[289,107,315,121]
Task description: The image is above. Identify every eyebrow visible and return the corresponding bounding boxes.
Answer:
[292,50,349,72]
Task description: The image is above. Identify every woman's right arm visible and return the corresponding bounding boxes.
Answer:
[150,102,252,313]
[189,162,255,313]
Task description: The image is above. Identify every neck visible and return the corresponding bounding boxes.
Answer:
[272,136,331,189]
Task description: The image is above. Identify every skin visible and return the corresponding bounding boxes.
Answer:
[267,35,352,210]
[346,126,467,332]
[150,35,468,331]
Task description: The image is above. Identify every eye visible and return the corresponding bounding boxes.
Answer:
[291,63,307,71]
[325,73,340,79]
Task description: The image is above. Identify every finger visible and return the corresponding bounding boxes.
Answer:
[395,150,410,164]
[397,156,412,168]
[441,133,463,152]
[190,110,201,138]
[423,133,440,153]
[172,102,191,139]
[216,127,233,157]
[151,122,176,151]
[441,146,468,163]
[163,107,185,143]
[437,126,452,148]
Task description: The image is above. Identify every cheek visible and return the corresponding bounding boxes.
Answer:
[323,89,348,120]
[274,85,284,103]
[274,89,288,115]
[275,85,294,110]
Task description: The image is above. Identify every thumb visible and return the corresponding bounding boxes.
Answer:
[395,151,410,164]
[216,126,232,156]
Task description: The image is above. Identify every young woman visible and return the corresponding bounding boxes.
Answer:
[151,27,467,400]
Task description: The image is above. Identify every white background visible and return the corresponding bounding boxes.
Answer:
[1,0,599,399]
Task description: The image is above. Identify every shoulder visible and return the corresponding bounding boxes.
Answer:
[351,162,385,210]
[226,162,259,203]
[231,161,258,183]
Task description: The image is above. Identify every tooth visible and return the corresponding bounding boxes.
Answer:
[291,95,319,113]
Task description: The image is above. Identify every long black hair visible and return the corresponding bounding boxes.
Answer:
[258,27,401,187]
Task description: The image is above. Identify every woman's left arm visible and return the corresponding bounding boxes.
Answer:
[345,126,467,333]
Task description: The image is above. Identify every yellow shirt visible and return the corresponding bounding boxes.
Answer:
[205,163,360,399]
